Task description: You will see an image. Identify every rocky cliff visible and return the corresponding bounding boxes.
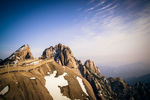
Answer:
[0,44,150,100]
[43,44,150,100]
[79,59,115,100]
[84,60,101,76]
[79,59,150,100]
[42,43,79,73]
[0,44,33,65]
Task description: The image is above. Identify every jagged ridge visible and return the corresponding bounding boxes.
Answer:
[0,43,150,100]
[42,43,150,100]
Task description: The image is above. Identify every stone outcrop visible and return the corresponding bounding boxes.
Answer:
[79,60,115,100]
[79,59,150,100]
[42,43,78,69]
[84,60,101,76]
[42,46,56,59]
[0,44,33,65]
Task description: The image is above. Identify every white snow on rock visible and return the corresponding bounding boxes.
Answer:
[16,56,20,60]
[47,72,50,75]
[30,77,36,79]
[13,60,18,64]
[76,76,88,96]
[45,71,70,100]
[0,86,9,95]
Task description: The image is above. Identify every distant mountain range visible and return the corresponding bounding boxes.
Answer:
[100,63,150,80]
[125,73,150,84]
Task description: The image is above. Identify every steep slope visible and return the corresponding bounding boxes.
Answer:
[0,59,96,100]
[0,44,33,65]
[84,60,101,76]
[79,59,115,100]
[79,59,150,100]
[42,43,150,100]
[1,44,150,100]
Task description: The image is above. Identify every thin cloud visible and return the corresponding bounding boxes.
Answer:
[87,0,95,5]
[87,0,105,11]
[96,1,117,12]
[68,3,150,66]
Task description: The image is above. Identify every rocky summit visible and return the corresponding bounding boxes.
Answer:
[0,44,150,100]
[0,44,33,65]
[84,60,101,76]
[42,43,79,73]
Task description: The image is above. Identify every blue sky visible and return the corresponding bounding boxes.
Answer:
[0,0,150,67]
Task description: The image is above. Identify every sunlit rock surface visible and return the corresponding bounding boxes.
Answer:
[0,44,33,65]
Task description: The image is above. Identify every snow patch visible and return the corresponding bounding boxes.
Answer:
[76,76,88,96]
[13,60,18,64]
[16,56,20,60]
[0,86,9,95]
[30,77,36,79]
[47,72,50,75]
[45,71,70,100]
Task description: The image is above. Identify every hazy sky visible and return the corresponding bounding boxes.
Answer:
[0,0,150,66]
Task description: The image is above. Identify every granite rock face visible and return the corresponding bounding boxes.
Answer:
[42,44,150,100]
[1,44,150,100]
[42,43,78,69]
[79,60,115,100]
[42,46,56,59]
[0,44,33,65]
[79,59,150,100]
[84,60,101,76]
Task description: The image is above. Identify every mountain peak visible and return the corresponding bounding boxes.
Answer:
[16,44,30,52]
[84,59,101,75]
[1,44,150,100]
[42,44,78,69]
[0,44,33,65]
